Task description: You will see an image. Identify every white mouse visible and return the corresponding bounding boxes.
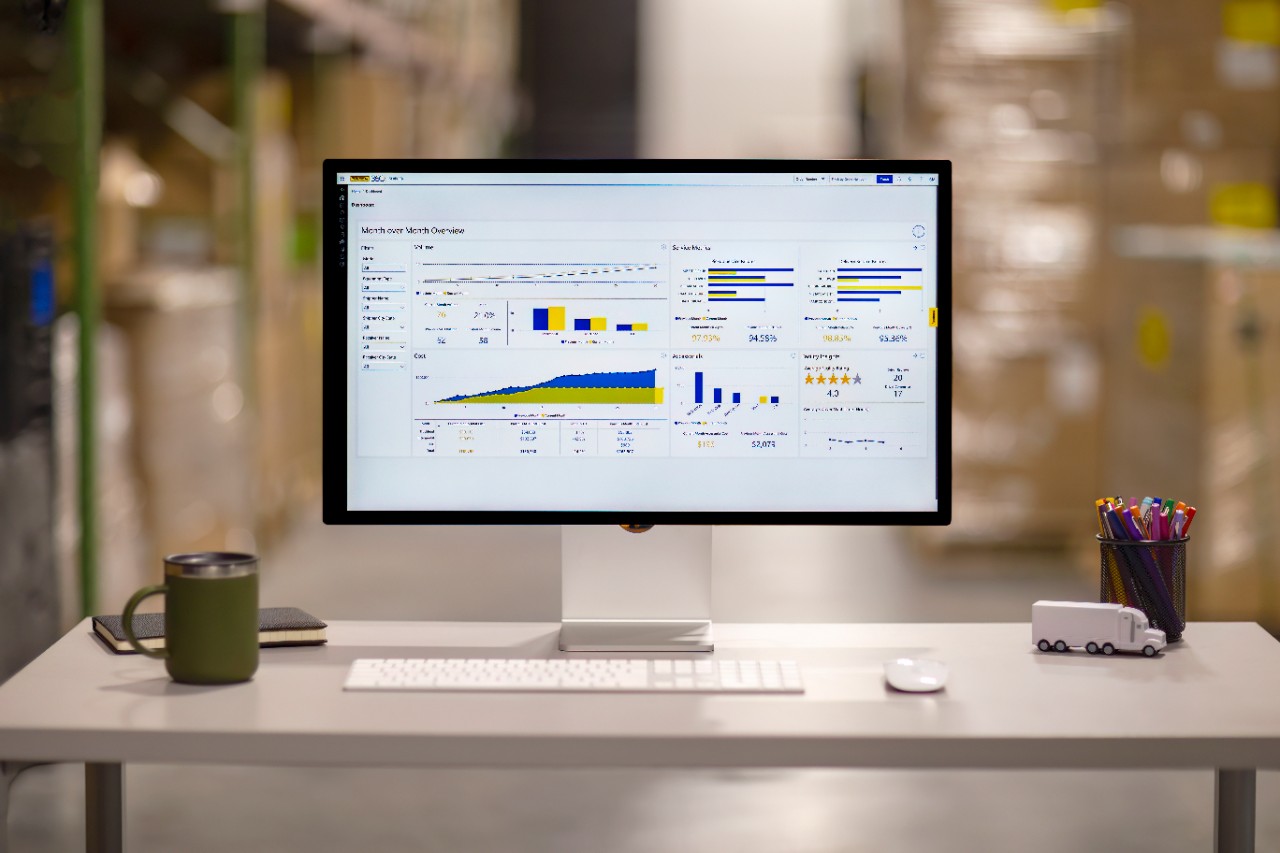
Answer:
[883,657,949,693]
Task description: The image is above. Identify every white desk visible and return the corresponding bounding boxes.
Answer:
[1,620,1278,852]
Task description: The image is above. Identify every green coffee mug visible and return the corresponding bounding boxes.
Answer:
[122,552,259,684]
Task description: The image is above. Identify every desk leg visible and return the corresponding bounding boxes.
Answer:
[85,763,123,853]
[1215,768,1255,853]
[2,761,48,853]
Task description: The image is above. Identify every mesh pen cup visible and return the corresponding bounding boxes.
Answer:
[1097,535,1187,642]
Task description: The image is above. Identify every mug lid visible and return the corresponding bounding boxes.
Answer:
[164,552,258,579]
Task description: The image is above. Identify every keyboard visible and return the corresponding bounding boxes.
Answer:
[343,658,804,694]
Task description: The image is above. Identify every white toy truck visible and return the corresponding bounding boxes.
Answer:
[1032,601,1166,657]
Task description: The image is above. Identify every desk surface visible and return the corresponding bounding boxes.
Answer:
[1,621,1278,770]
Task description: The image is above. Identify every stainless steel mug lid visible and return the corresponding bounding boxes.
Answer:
[164,552,258,579]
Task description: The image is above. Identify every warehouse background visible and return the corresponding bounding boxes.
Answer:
[2,1,1280,850]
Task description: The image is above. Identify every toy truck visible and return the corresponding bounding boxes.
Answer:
[1032,601,1166,657]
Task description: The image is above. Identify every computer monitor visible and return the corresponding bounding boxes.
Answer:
[323,159,951,650]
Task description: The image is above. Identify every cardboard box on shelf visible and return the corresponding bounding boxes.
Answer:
[103,267,253,573]
[1194,261,1280,622]
[924,348,1101,549]
[1104,148,1280,228]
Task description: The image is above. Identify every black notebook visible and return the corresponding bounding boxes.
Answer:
[92,607,328,654]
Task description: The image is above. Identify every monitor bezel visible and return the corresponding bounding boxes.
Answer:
[322,158,952,526]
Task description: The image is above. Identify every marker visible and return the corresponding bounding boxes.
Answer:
[1129,505,1149,538]
[1173,508,1186,538]
[1183,506,1197,535]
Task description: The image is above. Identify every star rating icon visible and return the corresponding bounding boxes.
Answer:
[828,374,838,384]
[840,373,851,384]
[852,373,862,384]
[815,374,826,384]
[804,374,814,385]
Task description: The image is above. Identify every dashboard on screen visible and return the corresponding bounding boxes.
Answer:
[324,162,951,523]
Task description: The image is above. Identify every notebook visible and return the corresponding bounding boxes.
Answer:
[92,607,328,654]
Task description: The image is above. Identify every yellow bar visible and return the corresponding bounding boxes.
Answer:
[590,317,606,331]
[709,292,737,298]
[547,306,566,331]
[759,395,768,404]
[632,323,648,331]
[837,285,924,290]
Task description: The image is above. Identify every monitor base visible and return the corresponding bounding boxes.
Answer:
[558,620,714,653]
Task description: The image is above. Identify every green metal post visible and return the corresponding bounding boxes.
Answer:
[231,3,264,416]
[71,0,103,618]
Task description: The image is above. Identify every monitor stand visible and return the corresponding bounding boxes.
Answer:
[559,525,713,652]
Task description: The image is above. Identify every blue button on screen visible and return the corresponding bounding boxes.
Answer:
[876,175,893,184]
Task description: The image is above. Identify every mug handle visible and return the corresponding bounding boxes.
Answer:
[122,585,168,658]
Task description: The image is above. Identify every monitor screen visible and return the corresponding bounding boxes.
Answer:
[323,160,950,525]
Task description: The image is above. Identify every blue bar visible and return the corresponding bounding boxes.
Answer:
[708,297,766,302]
[838,268,922,272]
[713,388,722,404]
[770,396,779,404]
[533,308,549,330]
[835,290,901,295]
[574,318,591,330]
[694,372,703,404]
[708,268,794,272]
[732,392,741,404]
[708,290,737,295]
[617,324,632,331]
[708,281,795,286]
[838,275,901,280]
[839,297,881,302]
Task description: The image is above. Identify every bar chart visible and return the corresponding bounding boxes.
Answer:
[532,305,650,333]
[510,298,668,348]
[803,249,930,350]
[706,266,796,304]
[834,267,924,306]
[691,371,780,407]
[669,351,797,456]
[672,243,800,348]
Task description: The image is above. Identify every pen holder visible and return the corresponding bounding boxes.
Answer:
[1097,535,1187,642]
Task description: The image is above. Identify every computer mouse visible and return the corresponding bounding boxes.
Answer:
[883,657,948,693]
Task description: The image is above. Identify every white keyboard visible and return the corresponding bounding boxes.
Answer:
[344,658,804,694]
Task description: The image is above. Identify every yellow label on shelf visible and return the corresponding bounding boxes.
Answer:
[1210,182,1278,228]
[1224,0,1280,45]
[1136,307,1172,372]
[1046,0,1101,12]
[928,307,939,327]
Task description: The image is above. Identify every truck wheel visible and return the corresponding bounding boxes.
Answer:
[1037,639,1051,652]
[1053,640,1068,653]
[1143,645,1157,657]
[1086,642,1099,654]
[1102,643,1115,655]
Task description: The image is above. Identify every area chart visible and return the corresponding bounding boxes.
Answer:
[437,369,664,405]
